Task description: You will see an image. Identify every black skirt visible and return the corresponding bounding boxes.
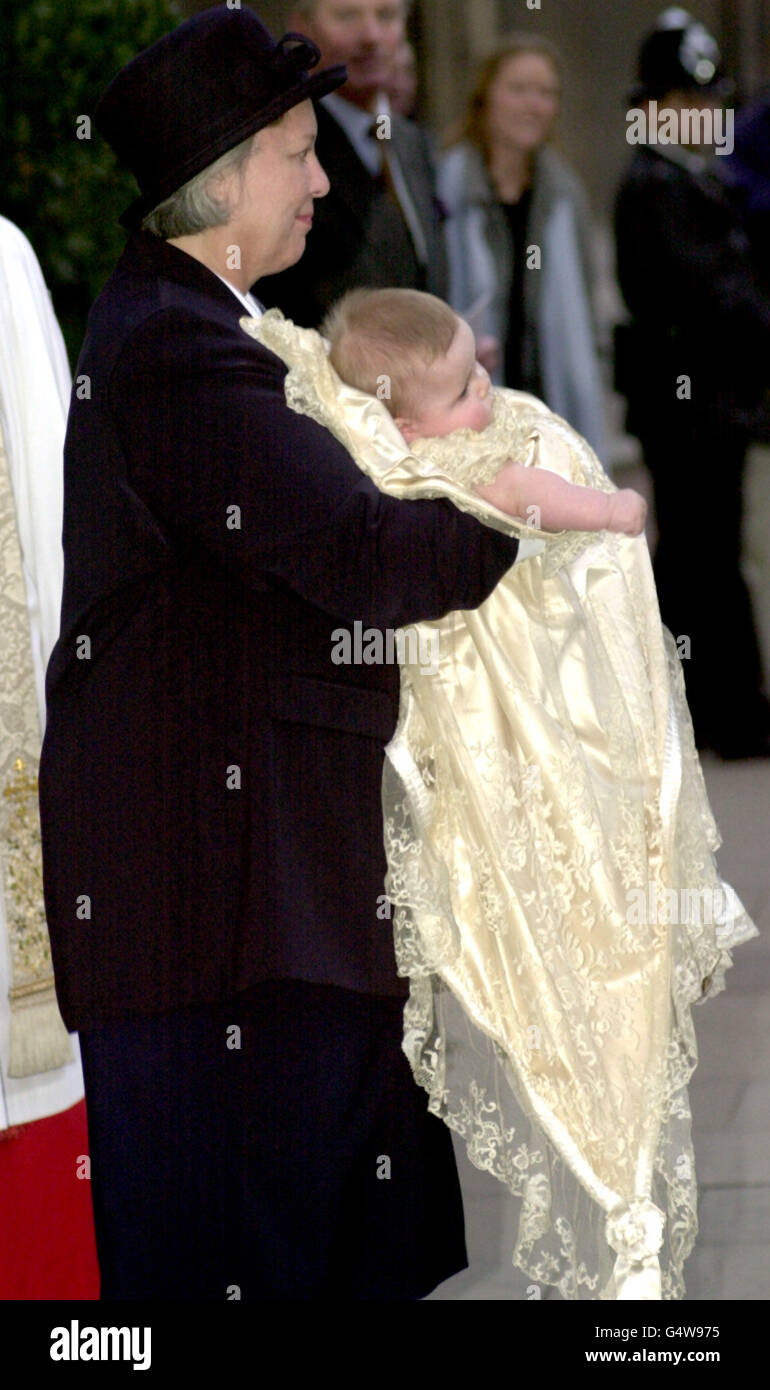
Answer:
[79,978,467,1300]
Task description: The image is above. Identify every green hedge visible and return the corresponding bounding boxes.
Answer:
[0,0,184,364]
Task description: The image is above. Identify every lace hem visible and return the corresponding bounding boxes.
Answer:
[384,628,755,1300]
[242,307,757,1300]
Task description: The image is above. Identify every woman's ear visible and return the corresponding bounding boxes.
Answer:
[394,416,420,444]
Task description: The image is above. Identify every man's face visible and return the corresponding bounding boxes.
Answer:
[292,1,406,109]
[223,101,329,283]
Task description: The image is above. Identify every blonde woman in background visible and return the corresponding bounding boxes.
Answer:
[438,35,607,461]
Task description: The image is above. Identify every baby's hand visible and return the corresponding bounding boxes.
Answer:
[606,489,647,536]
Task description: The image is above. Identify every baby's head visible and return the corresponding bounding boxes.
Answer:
[322,288,493,443]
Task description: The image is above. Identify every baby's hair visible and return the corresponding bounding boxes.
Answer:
[322,288,459,417]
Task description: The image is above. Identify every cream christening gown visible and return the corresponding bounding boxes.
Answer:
[242,309,757,1301]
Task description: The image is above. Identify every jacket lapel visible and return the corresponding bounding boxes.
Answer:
[314,103,377,236]
[388,116,434,239]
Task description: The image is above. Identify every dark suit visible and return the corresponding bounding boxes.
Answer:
[39,231,515,1031]
[258,101,448,327]
[38,231,517,1299]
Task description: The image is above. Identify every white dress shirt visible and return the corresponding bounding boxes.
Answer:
[214,274,263,318]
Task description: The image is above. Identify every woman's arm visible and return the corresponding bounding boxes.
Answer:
[108,306,519,634]
[476,461,646,536]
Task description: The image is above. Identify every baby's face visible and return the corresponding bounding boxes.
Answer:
[404,318,493,440]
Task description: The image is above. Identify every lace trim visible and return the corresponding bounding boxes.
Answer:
[242,307,757,1299]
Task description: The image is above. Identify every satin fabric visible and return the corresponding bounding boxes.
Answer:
[0,217,83,1128]
[243,309,757,1299]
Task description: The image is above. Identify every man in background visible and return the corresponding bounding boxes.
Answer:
[259,0,447,324]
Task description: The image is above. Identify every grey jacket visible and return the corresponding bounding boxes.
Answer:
[438,141,606,460]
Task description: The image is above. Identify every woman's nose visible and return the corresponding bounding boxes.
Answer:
[311,153,331,198]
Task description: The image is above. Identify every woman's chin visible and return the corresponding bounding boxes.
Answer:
[274,236,309,275]
[499,126,550,153]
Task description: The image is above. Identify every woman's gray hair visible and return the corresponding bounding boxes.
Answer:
[142,132,256,239]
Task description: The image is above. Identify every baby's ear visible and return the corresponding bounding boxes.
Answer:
[394,416,419,444]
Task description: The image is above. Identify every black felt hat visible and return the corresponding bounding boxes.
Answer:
[94,5,346,229]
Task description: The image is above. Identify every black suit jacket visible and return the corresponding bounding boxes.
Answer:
[258,102,448,327]
[39,232,517,1030]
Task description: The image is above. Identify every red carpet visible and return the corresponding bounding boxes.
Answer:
[0,1099,99,1299]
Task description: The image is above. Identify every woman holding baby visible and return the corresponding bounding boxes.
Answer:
[38,7,524,1303]
[39,3,751,1307]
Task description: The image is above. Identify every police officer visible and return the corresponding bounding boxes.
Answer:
[615,9,770,757]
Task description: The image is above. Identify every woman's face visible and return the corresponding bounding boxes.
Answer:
[222,101,330,284]
[484,53,560,154]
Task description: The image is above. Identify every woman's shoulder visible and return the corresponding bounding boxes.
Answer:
[438,141,492,201]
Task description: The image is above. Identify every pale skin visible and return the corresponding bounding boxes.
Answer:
[166,106,642,535]
[486,52,560,202]
[289,0,406,113]
[394,316,647,536]
[168,101,330,290]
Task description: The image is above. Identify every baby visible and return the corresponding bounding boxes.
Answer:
[321,286,646,539]
[244,290,752,1302]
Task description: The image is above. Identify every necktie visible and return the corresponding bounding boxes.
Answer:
[369,123,428,267]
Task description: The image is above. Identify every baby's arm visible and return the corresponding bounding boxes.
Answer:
[476,462,646,536]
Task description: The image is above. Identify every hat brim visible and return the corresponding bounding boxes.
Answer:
[119,63,347,230]
[626,74,734,107]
